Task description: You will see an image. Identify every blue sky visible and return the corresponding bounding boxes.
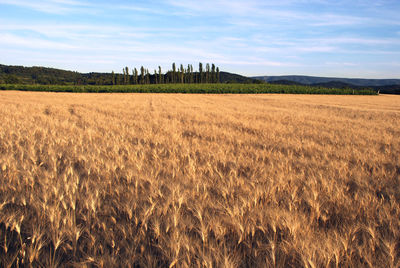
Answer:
[0,0,399,78]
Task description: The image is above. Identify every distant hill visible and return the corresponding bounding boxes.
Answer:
[267,80,303,86]
[0,64,260,85]
[253,75,400,87]
[220,72,262,84]
[0,64,121,85]
[253,75,400,94]
[2,64,398,93]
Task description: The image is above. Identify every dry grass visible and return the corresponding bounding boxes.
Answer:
[0,91,399,267]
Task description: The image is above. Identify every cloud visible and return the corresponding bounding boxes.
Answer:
[216,59,300,67]
[0,0,92,14]
[0,21,186,46]
[165,0,305,21]
[0,23,135,40]
[310,14,367,26]
[296,46,337,52]
[304,37,400,48]
[0,33,77,50]
[165,0,400,32]
[106,4,173,16]
[325,62,358,66]
[1,0,399,77]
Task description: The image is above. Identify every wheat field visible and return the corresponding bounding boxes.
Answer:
[0,91,399,267]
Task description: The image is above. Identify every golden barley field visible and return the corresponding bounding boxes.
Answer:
[0,90,399,267]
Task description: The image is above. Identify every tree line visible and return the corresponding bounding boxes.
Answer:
[1,63,266,86]
[112,63,220,85]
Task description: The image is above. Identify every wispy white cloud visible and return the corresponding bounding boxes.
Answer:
[0,33,77,50]
[216,58,301,67]
[250,34,400,54]
[0,30,230,66]
[164,0,400,37]
[1,0,399,77]
[0,0,92,14]
[325,62,358,67]
[303,37,400,47]
[310,14,368,26]
[297,46,337,52]
[106,4,173,16]
[0,22,187,44]
[166,0,303,21]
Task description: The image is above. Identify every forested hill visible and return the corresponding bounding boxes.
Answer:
[0,64,259,85]
[0,64,83,85]
[3,64,396,93]
[253,75,400,94]
[253,75,400,87]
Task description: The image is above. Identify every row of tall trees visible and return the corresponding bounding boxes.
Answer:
[112,63,221,85]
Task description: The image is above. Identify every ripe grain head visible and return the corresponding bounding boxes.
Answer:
[0,91,399,267]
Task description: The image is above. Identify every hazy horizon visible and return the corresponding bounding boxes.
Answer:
[0,0,399,79]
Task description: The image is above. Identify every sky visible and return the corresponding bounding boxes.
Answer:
[0,0,399,78]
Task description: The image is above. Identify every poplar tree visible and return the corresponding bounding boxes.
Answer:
[158,66,163,84]
[154,69,158,84]
[146,69,150,84]
[125,67,129,84]
[180,64,184,83]
[191,65,194,83]
[140,66,145,84]
[206,63,210,83]
[111,71,115,85]
[187,64,191,83]
[133,68,138,84]
[216,67,220,83]
[188,65,191,83]
[166,71,170,84]
[199,62,203,83]
[172,63,176,83]
[211,64,216,83]
[122,68,126,85]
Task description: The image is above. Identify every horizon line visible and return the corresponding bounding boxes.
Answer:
[1,62,399,80]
